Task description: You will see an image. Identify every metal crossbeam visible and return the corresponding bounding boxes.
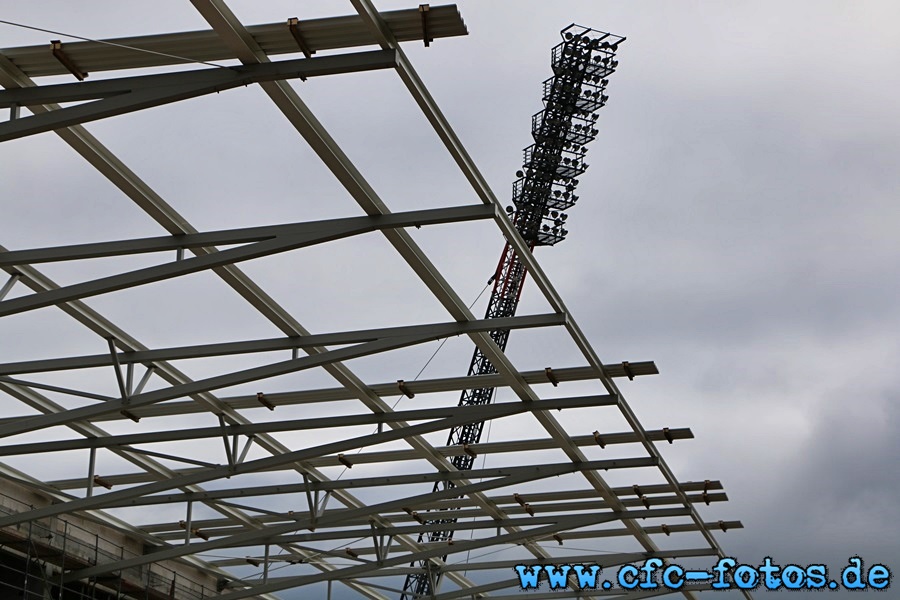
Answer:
[116,457,648,511]
[0,363,656,421]
[0,313,565,439]
[226,507,692,548]
[216,547,717,572]
[236,520,744,561]
[1,311,571,378]
[0,6,467,78]
[0,50,397,142]
[160,509,681,600]
[60,456,657,584]
[0,205,492,267]
[167,502,712,546]
[144,481,723,534]
[0,204,492,318]
[45,428,693,490]
[0,393,610,457]
[152,493,725,541]
[0,402,653,530]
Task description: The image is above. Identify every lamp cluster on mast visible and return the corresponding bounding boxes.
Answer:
[400,23,625,600]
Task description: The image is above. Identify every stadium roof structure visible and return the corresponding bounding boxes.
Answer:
[0,3,750,599]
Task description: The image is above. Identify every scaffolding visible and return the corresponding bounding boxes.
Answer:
[0,489,214,599]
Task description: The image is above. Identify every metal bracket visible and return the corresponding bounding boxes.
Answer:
[544,367,559,387]
[50,40,87,81]
[256,391,275,411]
[404,507,425,525]
[419,5,432,47]
[662,427,674,444]
[91,475,113,490]
[397,379,415,398]
[287,17,315,60]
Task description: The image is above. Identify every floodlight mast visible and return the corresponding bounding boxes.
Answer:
[400,24,625,599]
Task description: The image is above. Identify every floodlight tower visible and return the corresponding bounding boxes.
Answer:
[400,24,625,599]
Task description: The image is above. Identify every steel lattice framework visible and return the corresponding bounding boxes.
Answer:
[402,25,624,600]
[0,3,751,600]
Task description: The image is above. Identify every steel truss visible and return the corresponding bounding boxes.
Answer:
[0,3,751,600]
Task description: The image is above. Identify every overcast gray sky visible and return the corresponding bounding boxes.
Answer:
[2,1,899,598]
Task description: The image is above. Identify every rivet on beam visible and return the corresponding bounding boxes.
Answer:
[337,453,353,469]
[592,430,605,448]
[256,391,275,411]
[286,17,314,60]
[544,367,559,387]
[50,40,88,81]
[397,379,415,399]
[92,474,113,490]
[419,4,432,47]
